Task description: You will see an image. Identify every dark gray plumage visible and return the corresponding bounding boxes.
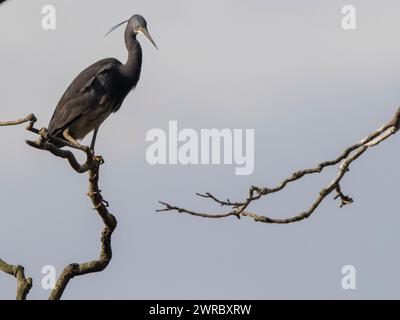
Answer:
[48,14,157,150]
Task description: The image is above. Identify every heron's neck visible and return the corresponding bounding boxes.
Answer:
[122,34,142,82]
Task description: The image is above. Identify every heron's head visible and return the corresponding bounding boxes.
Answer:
[106,14,158,49]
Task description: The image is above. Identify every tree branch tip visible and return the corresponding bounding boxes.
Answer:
[156,201,171,212]
[27,113,37,122]
[25,139,41,148]
[250,185,260,192]
[195,192,207,198]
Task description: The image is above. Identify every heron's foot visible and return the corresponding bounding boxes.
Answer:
[93,155,105,165]
[72,141,86,150]
[91,198,109,210]
[62,138,87,151]
[62,128,86,150]
[102,198,109,207]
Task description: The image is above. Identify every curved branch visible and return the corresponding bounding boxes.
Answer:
[158,106,400,224]
[0,259,32,300]
[1,114,117,300]
[48,159,117,300]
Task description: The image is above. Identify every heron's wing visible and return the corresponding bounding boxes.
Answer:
[48,58,121,136]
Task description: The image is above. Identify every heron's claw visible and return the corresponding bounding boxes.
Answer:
[93,155,104,165]
[91,198,109,210]
[102,199,109,207]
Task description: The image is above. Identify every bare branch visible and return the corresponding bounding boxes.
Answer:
[25,136,96,174]
[0,113,36,126]
[157,201,238,219]
[0,259,32,300]
[159,106,400,224]
[48,158,117,300]
[1,114,117,300]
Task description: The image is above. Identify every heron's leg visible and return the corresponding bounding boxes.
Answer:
[63,128,82,148]
[90,127,99,153]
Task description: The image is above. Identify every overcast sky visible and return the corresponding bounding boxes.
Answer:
[1,0,400,299]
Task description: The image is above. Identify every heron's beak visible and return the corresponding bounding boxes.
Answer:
[139,27,158,50]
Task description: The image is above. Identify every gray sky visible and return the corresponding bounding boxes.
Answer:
[1,0,400,299]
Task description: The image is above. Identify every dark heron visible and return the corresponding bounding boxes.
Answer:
[47,14,157,151]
